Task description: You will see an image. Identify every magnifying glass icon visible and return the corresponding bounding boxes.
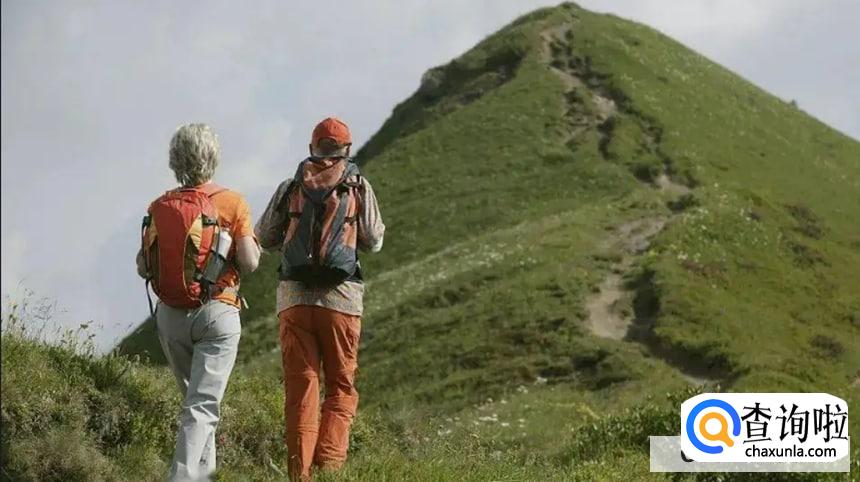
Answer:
[699,412,734,447]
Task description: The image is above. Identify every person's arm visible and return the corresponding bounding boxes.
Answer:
[255,179,292,252]
[135,248,148,279]
[235,236,260,274]
[233,196,261,274]
[357,177,385,253]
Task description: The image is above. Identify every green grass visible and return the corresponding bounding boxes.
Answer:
[5,326,856,480]
[0,317,689,481]
[1,310,177,481]
[12,1,860,480]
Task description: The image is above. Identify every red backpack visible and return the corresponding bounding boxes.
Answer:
[141,184,231,313]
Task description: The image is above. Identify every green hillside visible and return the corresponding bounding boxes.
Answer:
[7,3,860,480]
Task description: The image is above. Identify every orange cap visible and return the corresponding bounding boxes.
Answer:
[311,117,352,146]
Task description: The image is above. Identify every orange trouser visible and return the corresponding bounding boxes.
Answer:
[278,305,361,481]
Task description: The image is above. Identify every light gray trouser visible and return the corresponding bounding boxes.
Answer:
[156,300,241,482]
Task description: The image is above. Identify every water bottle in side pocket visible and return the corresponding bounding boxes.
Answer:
[201,229,233,283]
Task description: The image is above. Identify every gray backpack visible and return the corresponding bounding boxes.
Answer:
[279,158,363,287]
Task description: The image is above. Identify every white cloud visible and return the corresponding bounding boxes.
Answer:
[1,230,28,301]
[586,0,800,38]
[219,118,296,193]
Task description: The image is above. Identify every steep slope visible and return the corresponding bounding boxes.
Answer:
[104,2,859,478]
[241,1,859,402]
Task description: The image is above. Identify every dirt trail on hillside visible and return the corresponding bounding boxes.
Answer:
[585,218,665,341]
[656,173,691,196]
[541,25,580,89]
[540,24,711,386]
[584,208,714,387]
[542,24,618,145]
[585,219,664,340]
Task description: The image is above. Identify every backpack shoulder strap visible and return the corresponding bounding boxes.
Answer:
[277,180,296,214]
[292,160,308,188]
[197,183,228,198]
[345,159,361,176]
[342,160,364,190]
[207,188,228,198]
[276,161,307,213]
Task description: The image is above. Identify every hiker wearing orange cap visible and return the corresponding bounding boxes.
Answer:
[255,117,385,480]
[311,116,352,149]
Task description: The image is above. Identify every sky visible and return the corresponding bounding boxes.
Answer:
[2,0,858,351]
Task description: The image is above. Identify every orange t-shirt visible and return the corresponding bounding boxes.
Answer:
[205,185,254,307]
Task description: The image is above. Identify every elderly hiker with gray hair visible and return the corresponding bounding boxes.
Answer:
[136,123,260,481]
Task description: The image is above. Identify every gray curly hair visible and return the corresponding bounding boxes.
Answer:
[169,123,221,186]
